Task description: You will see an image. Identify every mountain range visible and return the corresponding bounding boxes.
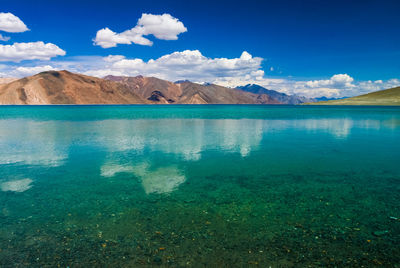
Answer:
[0,70,288,105]
[0,71,145,105]
[237,84,316,104]
[2,70,395,105]
[103,75,279,104]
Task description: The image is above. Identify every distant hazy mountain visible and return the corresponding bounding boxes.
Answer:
[104,75,280,104]
[0,71,145,104]
[0,78,17,85]
[311,86,400,105]
[236,84,315,104]
[314,96,341,102]
[174,80,191,84]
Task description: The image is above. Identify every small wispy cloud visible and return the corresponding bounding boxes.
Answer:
[0,33,10,41]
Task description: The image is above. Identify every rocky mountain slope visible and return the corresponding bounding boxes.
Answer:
[104,75,280,104]
[0,71,145,104]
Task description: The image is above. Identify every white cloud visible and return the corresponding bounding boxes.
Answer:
[280,74,356,97]
[0,42,66,62]
[93,13,187,48]
[289,75,400,98]
[103,55,126,62]
[304,74,354,89]
[137,13,187,40]
[0,12,29,33]
[0,13,66,63]
[0,34,10,41]
[357,78,400,93]
[81,50,263,84]
[13,65,56,76]
[292,85,341,98]
[93,28,134,48]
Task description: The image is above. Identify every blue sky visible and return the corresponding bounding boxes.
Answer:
[0,0,399,97]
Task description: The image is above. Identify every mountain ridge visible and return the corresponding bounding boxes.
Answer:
[0,71,281,105]
[2,70,386,105]
[104,75,280,104]
[236,84,316,104]
[0,71,146,105]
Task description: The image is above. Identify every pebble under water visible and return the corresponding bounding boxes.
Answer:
[0,105,399,267]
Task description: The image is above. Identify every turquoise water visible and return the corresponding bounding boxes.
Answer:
[0,105,399,266]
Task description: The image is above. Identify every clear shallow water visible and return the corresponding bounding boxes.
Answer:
[0,105,399,267]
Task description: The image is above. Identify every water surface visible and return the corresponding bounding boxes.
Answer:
[0,105,399,266]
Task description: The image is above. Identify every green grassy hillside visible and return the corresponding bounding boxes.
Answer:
[310,86,400,106]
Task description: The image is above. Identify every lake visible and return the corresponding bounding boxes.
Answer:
[0,105,399,266]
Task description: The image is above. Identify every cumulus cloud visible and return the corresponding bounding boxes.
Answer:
[94,28,133,48]
[284,75,400,98]
[0,12,29,33]
[103,54,126,62]
[93,13,187,48]
[13,65,56,76]
[357,78,400,93]
[283,74,356,97]
[304,74,355,89]
[0,34,10,41]
[0,13,66,63]
[0,41,66,62]
[82,50,263,83]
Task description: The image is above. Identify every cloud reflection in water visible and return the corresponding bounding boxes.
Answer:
[1,116,393,195]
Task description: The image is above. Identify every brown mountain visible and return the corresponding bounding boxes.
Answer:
[0,70,281,105]
[104,75,280,104]
[0,70,145,105]
[104,75,182,104]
